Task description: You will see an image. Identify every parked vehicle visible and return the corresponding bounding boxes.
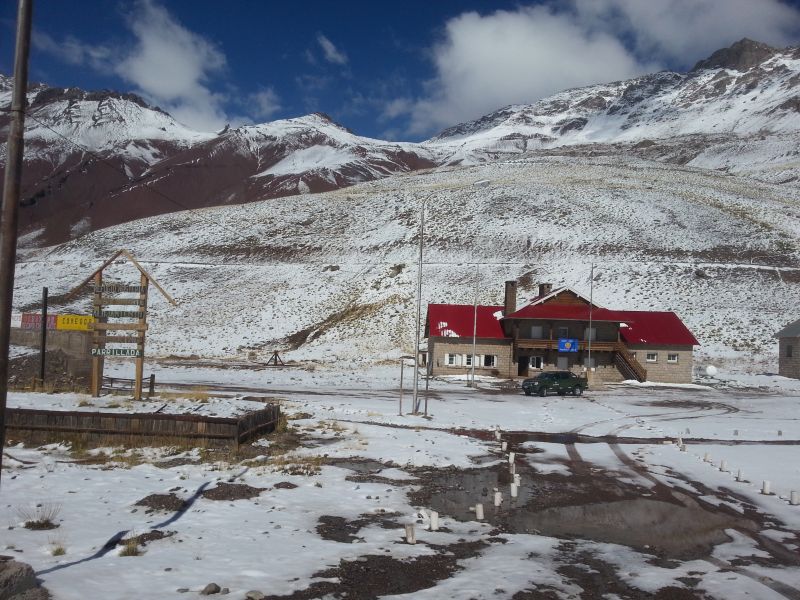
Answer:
[521,371,588,397]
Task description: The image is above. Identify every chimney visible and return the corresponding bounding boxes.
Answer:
[538,283,553,297]
[504,280,517,315]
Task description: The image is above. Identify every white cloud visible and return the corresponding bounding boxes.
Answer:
[114,0,229,131]
[249,88,282,120]
[406,6,656,135]
[33,32,113,72]
[316,34,348,65]
[573,0,800,66]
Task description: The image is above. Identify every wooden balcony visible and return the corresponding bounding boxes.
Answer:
[514,339,617,352]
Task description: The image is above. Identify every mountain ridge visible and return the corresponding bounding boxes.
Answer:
[2,39,799,245]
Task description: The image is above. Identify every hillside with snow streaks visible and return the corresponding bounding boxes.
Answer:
[14,154,800,370]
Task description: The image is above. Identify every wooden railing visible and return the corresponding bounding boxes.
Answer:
[514,339,617,351]
[612,341,647,382]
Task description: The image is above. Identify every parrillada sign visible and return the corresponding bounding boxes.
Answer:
[91,348,143,357]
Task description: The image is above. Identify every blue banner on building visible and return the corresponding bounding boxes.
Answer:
[558,338,579,352]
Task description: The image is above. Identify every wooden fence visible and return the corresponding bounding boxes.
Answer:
[4,403,281,450]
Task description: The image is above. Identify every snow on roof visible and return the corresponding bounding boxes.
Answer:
[427,304,506,339]
[775,318,800,339]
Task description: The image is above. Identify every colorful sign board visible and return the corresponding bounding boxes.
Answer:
[56,314,95,331]
[21,313,57,330]
[558,338,579,353]
[91,348,142,357]
[20,313,94,331]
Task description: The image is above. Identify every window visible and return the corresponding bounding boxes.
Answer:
[788,345,794,358]
[530,325,543,339]
[483,355,497,367]
[646,353,658,363]
[557,326,569,338]
[584,327,596,341]
[531,356,543,369]
[464,354,473,366]
[446,353,457,366]
[667,353,679,363]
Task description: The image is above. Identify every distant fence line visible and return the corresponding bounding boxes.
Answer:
[4,403,280,450]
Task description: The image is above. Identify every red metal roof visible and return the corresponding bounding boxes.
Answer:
[616,311,699,346]
[427,304,699,346]
[504,304,628,322]
[427,304,506,339]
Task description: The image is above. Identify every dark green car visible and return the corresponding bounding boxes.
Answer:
[521,371,588,397]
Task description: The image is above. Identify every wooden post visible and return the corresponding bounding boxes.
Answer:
[90,272,104,397]
[134,273,148,401]
[38,286,48,386]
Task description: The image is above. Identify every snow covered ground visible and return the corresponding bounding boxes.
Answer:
[2,364,800,599]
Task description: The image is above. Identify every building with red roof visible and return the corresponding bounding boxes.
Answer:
[425,281,699,384]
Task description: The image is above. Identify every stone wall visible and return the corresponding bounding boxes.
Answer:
[429,338,514,378]
[10,328,91,379]
[627,344,693,384]
[778,337,800,379]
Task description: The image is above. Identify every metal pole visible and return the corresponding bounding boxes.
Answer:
[470,263,478,387]
[38,286,47,386]
[399,359,404,416]
[412,200,425,414]
[0,0,34,487]
[587,263,594,377]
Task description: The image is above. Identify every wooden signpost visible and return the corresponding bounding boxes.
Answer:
[68,250,176,400]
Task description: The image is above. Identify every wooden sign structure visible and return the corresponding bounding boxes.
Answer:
[68,250,177,400]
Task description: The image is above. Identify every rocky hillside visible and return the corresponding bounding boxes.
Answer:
[14,152,800,370]
[2,39,799,247]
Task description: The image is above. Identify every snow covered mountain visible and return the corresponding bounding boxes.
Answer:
[0,78,436,246]
[425,39,800,181]
[2,39,799,247]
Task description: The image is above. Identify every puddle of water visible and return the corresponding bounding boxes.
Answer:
[417,466,755,560]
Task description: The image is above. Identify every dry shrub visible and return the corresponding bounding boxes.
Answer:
[119,538,140,556]
[17,503,61,530]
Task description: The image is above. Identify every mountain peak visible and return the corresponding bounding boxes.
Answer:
[692,38,780,72]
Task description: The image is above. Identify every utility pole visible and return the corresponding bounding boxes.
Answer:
[0,0,34,486]
[412,199,425,414]
[470,263,479,387]
[587,262,594,379]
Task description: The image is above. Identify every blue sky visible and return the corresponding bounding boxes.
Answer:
[2,0,800,140]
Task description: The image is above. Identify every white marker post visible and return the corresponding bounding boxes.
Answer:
[790,491,799,506]
[736,469,744,482]
[510,483,518,498]
[514,473,521,486]
[501,441,507,452]
[494,491,502,507]
[762,480,771,495]
[430,511,439,531]
[719,460,728,473]
[508,452,515,464]
[475,503,484,520]
[405,524,416,544]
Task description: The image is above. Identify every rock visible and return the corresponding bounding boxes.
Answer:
[200,582,221,595]
[176,589,189,593]
[245,592,265,600]
[0,559,39,599]
[220,588,229,595]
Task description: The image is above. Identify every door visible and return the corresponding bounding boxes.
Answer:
[557,356,569,370]
[518,356,529,377]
